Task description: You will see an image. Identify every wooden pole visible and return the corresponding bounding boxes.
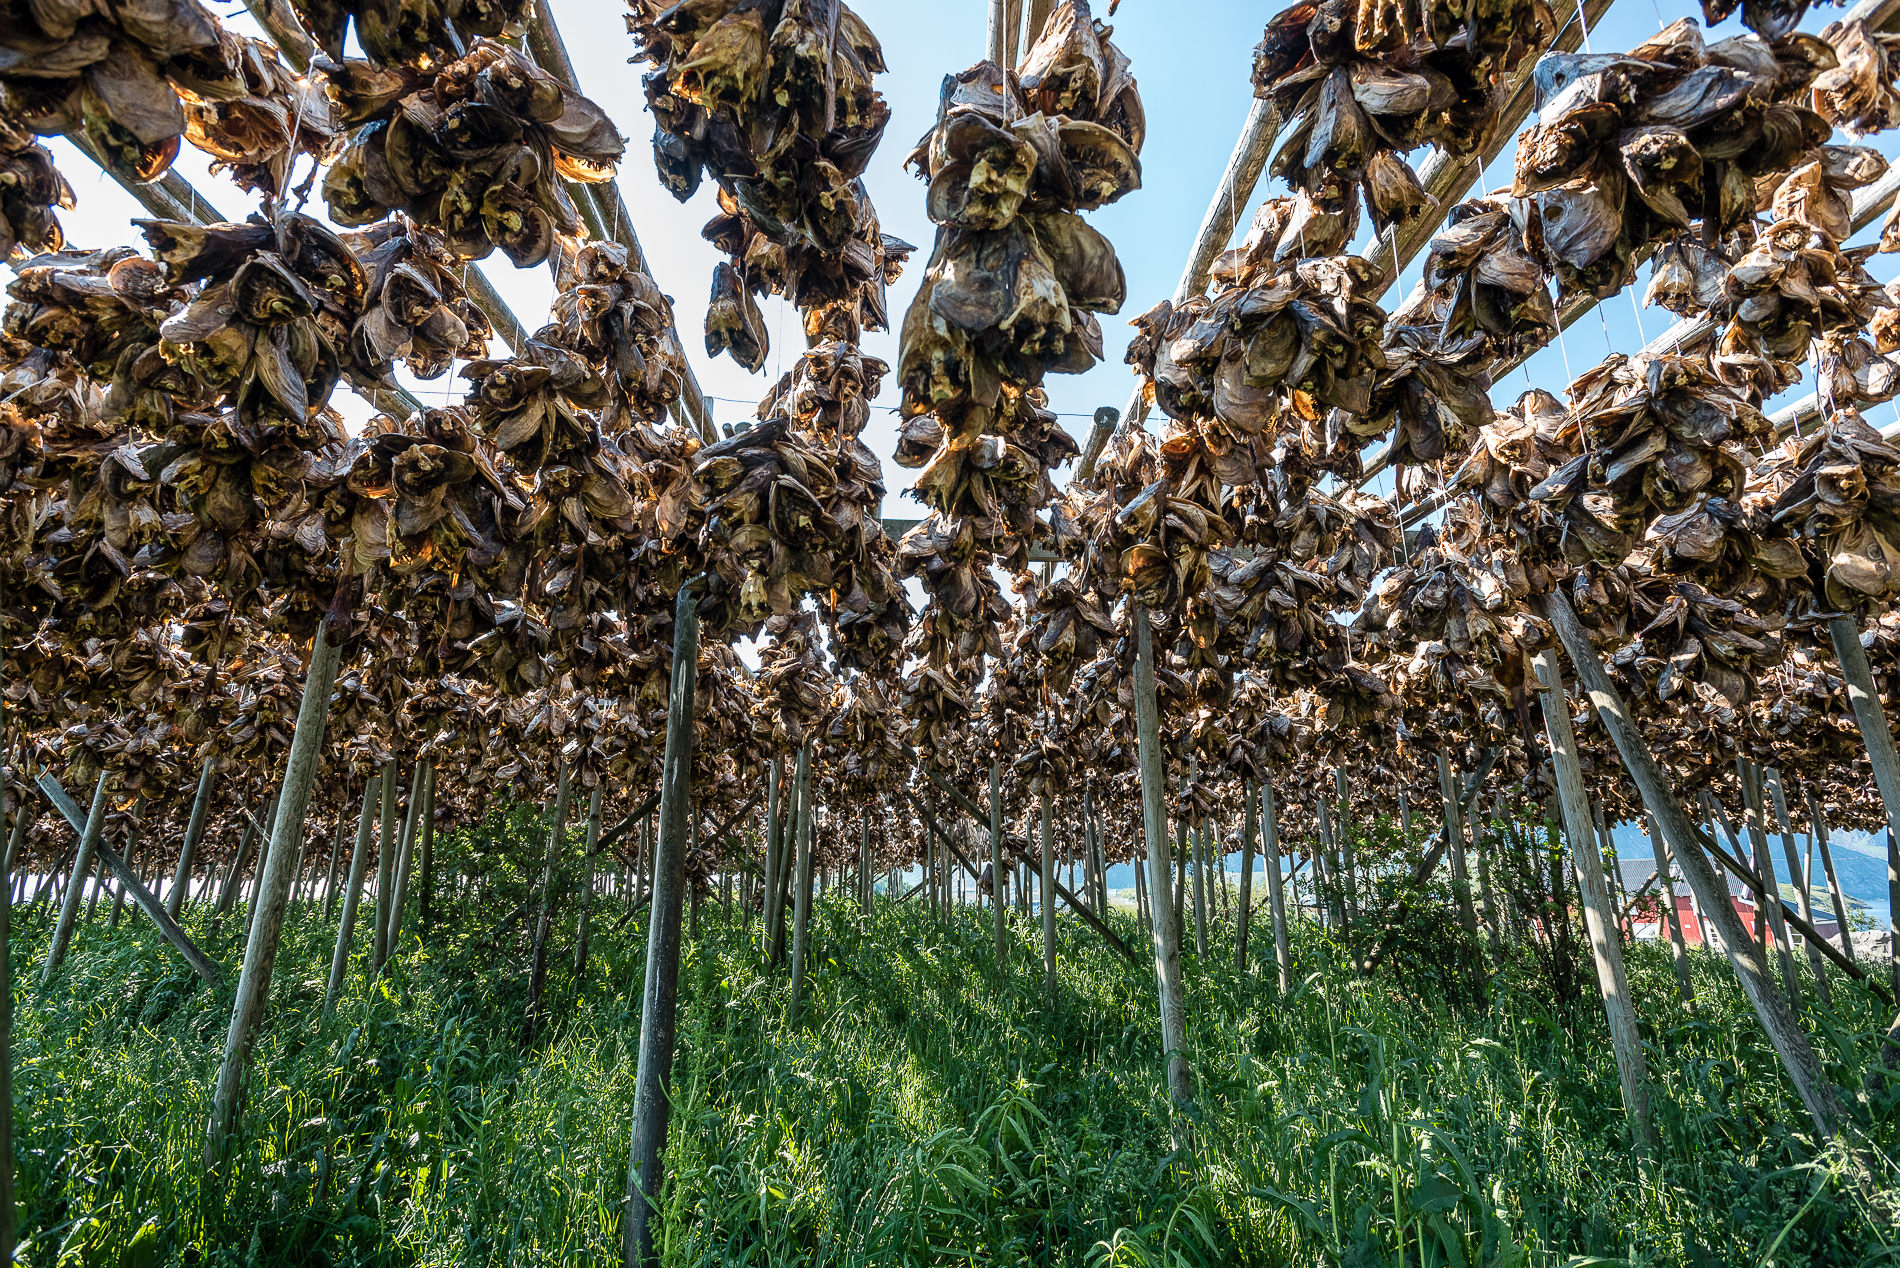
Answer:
[1828,616,1900,851]
[416,761,438,934]
[1810,791,1856,964]
[1187,816,1207,958]
[1134,603,1191,1103]
[1263,783,1293,992]
[1530,648,1653,1147]
[320,807,344,922]
[217,808,260,916]
[1473,798,1500,949]
[324,778,380,1015]
[1766,769,1831,1010]
[1437,753,1478,939]
[1633,804,1695,1003]
[525,762,574,1040]
[1236,783,1255,970]
[380,762,423,965]
[169,761,217,918]
[35,776,223,984]
[763,758,783,961]
[41,773,108,984]
[108,797,145,928]
[1335,769,1358,924]
[1041,792,1055,999]
[1739,760,1802,1009]
[574,785,604,979]
[205,624,344,1165]
[625,585,699,1268]
[1548,590,1846,1137]
[986,0,1008,65]
[990,762,1005,970]
[389,760,431,953]
[786,743,815,1024]
[371,763,397,967]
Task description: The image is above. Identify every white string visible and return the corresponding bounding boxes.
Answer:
[1626,290,1647,345]
[1576,0,1592,52]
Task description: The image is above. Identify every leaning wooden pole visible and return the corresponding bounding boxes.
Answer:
[1548,593,1846,1138]
[1134,603,1191,1104]
[625,585,699,1268]
[35,775,223,984]
[324,778,381,1016]
[1531,649,1653,1148]
[168,761,217,918]
[205,624,345,1166]
[41,773,108,985]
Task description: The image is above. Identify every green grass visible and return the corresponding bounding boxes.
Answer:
[11,821,1900,1266]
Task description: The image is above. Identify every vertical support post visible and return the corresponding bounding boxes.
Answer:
[1530,648,1653,1148]
[1133,603,1191,1104]
[169,761,217,918]
[206,624,344,1165]
[417,761,437,935]
[574,785,603,979]
[324,778,380,1015]
[1739,760,1800,1009]
[1188,817,1207,957]
[1236,782,1255,971]
[371,764,397,967]
[1473,798,1500,949]
[625,585,698,1268]
[990,763,1005,970]
[41,774,108,983]
[1263,783,1293,993]
[1041,792,1055,999]
[1335,769,1357,924]
[1766,769,1831,1010]
[321,808,344,923]
[763,758,782,961]
[786,743,814,1023]
[525,762,573,1039]
[1549,591,1844,1138]
[1810,791,1855,964]
[1437,753,1477,938]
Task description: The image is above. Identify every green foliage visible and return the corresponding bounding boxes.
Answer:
[11,808,1900,1266]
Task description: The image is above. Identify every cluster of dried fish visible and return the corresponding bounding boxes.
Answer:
[0,118,70,260]
[628,0,899,369]
[291,0,532,71]
[890,8,1141,733]
[1128,240,1387,476]
[1753,409,1900,616]
[321,41,624,267]
[0,0,239,181]
[347,215,495,384]
[3,245,202,430]
[754,610,836,750]
[550,239,687,429]
[184,33,340,196]
[1252,0,1549,236]
[1512,22,1841,301]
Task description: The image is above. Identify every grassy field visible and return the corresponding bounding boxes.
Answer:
[11,829,1900,1266]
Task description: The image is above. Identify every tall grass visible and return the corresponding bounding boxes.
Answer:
[10,813,1900,1266]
